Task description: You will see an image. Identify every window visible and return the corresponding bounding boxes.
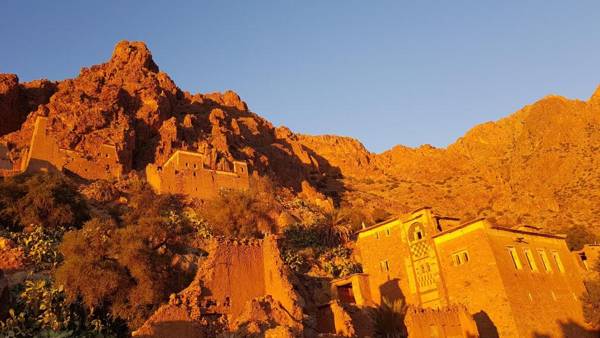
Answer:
[452,250,469,266]
[552,252,565,273]
[508,247,522,270]
[538,249,552,272]
[524,249,538,272]
[375,232,380,240]
[579,252,589,270]
[416,231,423,240]
[385,228,391,237]
[380,260,390,272]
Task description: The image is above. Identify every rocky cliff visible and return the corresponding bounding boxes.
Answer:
[0,41,330,197]
[1,40,599,232]
[298,90,600,232]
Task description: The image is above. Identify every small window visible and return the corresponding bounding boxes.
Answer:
[524,249,538,272]
[538,249,552,272]
[579,252,589,270]
[508,247,522,270]
[385,228,391,237]
[452,250,469,266]
[416,231,423,240]
[375,232,380,240]
[552,252,565,273]
[380,260,390,272]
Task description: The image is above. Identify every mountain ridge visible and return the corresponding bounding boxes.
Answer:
[1,40,599,232]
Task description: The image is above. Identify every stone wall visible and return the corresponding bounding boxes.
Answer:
[18,117,125,180]
[404,305,479,338]
[146,150,250,200]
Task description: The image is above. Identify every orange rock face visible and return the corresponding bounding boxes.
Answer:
[0,41,329,196]
[2,40,599,231]
[298,90,600,232]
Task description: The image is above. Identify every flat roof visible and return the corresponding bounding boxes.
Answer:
[355,206,460,235]
[431,218,566,240]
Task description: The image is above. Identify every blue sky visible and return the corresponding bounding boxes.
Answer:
[1,1,599,153]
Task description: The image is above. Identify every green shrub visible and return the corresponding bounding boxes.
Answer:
[563,224,598,251]
[7,225,65,271]
[0,278,123,337]
[320,246,362,278]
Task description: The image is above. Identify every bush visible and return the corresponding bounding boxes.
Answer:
[0,278,124,337]
[563,224,598,251]
[320,246,362,278]
[199,177,279,238]
[5,224,65,271]
[0,173,89,231]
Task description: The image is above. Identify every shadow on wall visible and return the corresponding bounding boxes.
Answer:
[379,278,405,305]
[532,320,599,338]
[473,311,499,338]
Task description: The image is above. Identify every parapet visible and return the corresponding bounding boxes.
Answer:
[405,304,480,338]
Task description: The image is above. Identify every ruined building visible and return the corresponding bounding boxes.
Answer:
[1,116,250,200]
[0,116,130,180]
[146,150,250,200]
[331,207,595,337]
[133,236,305,337]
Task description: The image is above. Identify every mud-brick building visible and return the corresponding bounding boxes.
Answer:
[146,150,250,200]
[331,207,595,337]
[16,116,129,180]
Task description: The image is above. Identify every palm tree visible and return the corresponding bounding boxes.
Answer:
[369,297,408,338]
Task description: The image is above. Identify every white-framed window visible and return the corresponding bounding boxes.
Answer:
[508,247,522,270]
[538,249,552,272]
[452,250,470,266]
[552,252,565,273]
[524,249,538,272]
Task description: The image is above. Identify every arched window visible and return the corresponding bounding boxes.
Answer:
[408,222,425,242]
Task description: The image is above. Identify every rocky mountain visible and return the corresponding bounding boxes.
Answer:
[1,40,599,232]
[0,41,331,198]
[298,91,600,232]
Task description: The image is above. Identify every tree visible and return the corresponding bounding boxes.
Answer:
[55,211,192,330]
[369,297,408,338]
[564,224,598,251]
[582,259,600,328]
[200,177,279,238]
[0,173,89,230]
[318,208,352,246]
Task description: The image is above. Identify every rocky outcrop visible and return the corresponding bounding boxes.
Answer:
[0,41,332,199]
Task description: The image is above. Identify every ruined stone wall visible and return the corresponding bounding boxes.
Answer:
[146,150,250,200]
[133,236,304,337]
[197,239,267,318]
[20,117,124,180]
[404,305,479,338]
[434,223,519,337]
[22,117,65,173]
